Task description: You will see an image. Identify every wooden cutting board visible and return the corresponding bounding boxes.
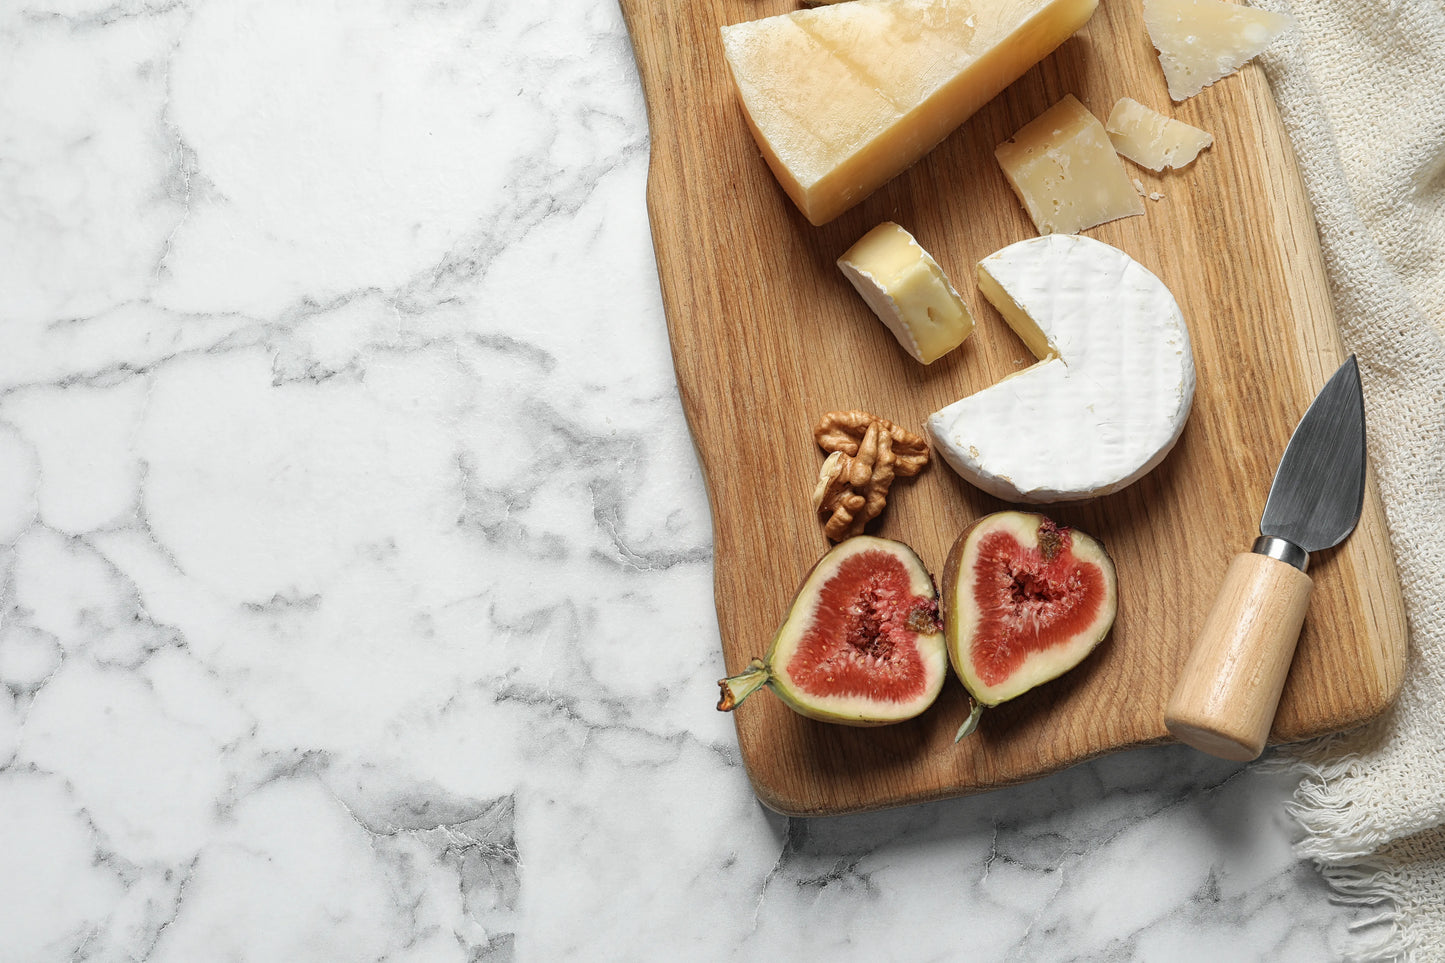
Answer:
[619,0,1408,816]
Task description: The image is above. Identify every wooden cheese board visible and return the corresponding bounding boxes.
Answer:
[619,0,1408,816]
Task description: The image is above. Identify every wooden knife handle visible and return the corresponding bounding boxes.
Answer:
[1164,552,1314,761]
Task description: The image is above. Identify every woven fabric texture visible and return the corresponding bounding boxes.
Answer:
[1252,0,1445,958]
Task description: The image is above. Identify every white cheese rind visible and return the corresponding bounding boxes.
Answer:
[926,235,1195,502]
[837,222,975,364]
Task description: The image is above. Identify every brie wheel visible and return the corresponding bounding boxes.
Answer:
[926,235,1196,502]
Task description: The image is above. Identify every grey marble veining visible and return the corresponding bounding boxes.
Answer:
[0,0,1371,959]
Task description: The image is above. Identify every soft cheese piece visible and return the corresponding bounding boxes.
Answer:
[1142,0,1293,101]
[926,235,1195,502]
[995,94,1145,235]
[720,0,1100,226]
[1106,98,1213,171]
[838,222,975,364]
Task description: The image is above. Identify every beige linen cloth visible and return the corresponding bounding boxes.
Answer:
[1252,0,1445,958]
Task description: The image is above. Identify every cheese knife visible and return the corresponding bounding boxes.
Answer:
[1164,355,1367,761]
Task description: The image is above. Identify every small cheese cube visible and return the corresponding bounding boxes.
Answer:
[1142,0,1293,101]
[838,222,975,364]
[1106,98,1214,171]
[995,95,1144,236]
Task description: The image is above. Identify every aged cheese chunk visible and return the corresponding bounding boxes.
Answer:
[995,94,1144,235]
[926,235,1195,502]
[1142,0,1293,101]
[837,222,975,364]
[1106,97,1214,171]
[720,0,1100,226]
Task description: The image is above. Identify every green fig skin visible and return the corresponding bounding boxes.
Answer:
[717,536,948,727]
[942,511,1118,739]
[717,658,906,727]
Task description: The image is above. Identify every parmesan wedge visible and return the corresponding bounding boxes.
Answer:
[720,0,1099,225]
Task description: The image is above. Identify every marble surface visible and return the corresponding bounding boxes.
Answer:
[0,0,1372,959]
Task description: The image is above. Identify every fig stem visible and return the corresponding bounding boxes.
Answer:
[953,699,985,743]
[717,658,771,712]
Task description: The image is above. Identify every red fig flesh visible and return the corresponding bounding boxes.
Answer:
[943,512,1117,732]
[718,536,947,726]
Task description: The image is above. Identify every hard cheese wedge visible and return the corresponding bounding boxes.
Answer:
[837,222,975,364]
[926,235,1196,502]
[995,94,1144,235]
[720,0,1100,226]
[1106,97,1213,171]
[1142,0,1293,101]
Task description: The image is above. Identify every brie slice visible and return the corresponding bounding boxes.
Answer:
[837,222,975,364]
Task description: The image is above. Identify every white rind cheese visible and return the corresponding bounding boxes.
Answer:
[1142,0,1293,102]
[837,222,975,364]
[926,235,1196,502]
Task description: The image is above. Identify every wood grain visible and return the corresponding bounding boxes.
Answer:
[1165,552,1315,761]
[619,0,1408,815]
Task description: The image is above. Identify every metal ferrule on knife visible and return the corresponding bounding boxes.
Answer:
[1251,535,1309,572]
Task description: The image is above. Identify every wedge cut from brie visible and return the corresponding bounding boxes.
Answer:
[837,222,975,364]
[720,0,1100,225]
[926,235,1196,502]
[1142,0,1293,101]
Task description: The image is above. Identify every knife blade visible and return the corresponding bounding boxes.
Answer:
[1258,355,1367,560]
[1164,355,1367,761]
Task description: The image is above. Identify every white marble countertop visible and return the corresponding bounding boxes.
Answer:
[0,1,1371,959]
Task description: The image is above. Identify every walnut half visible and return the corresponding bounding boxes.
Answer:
[811,410,930,541]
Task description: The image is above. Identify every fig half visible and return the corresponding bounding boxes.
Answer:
[718,536,948,726]
[942,511,1118,739]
